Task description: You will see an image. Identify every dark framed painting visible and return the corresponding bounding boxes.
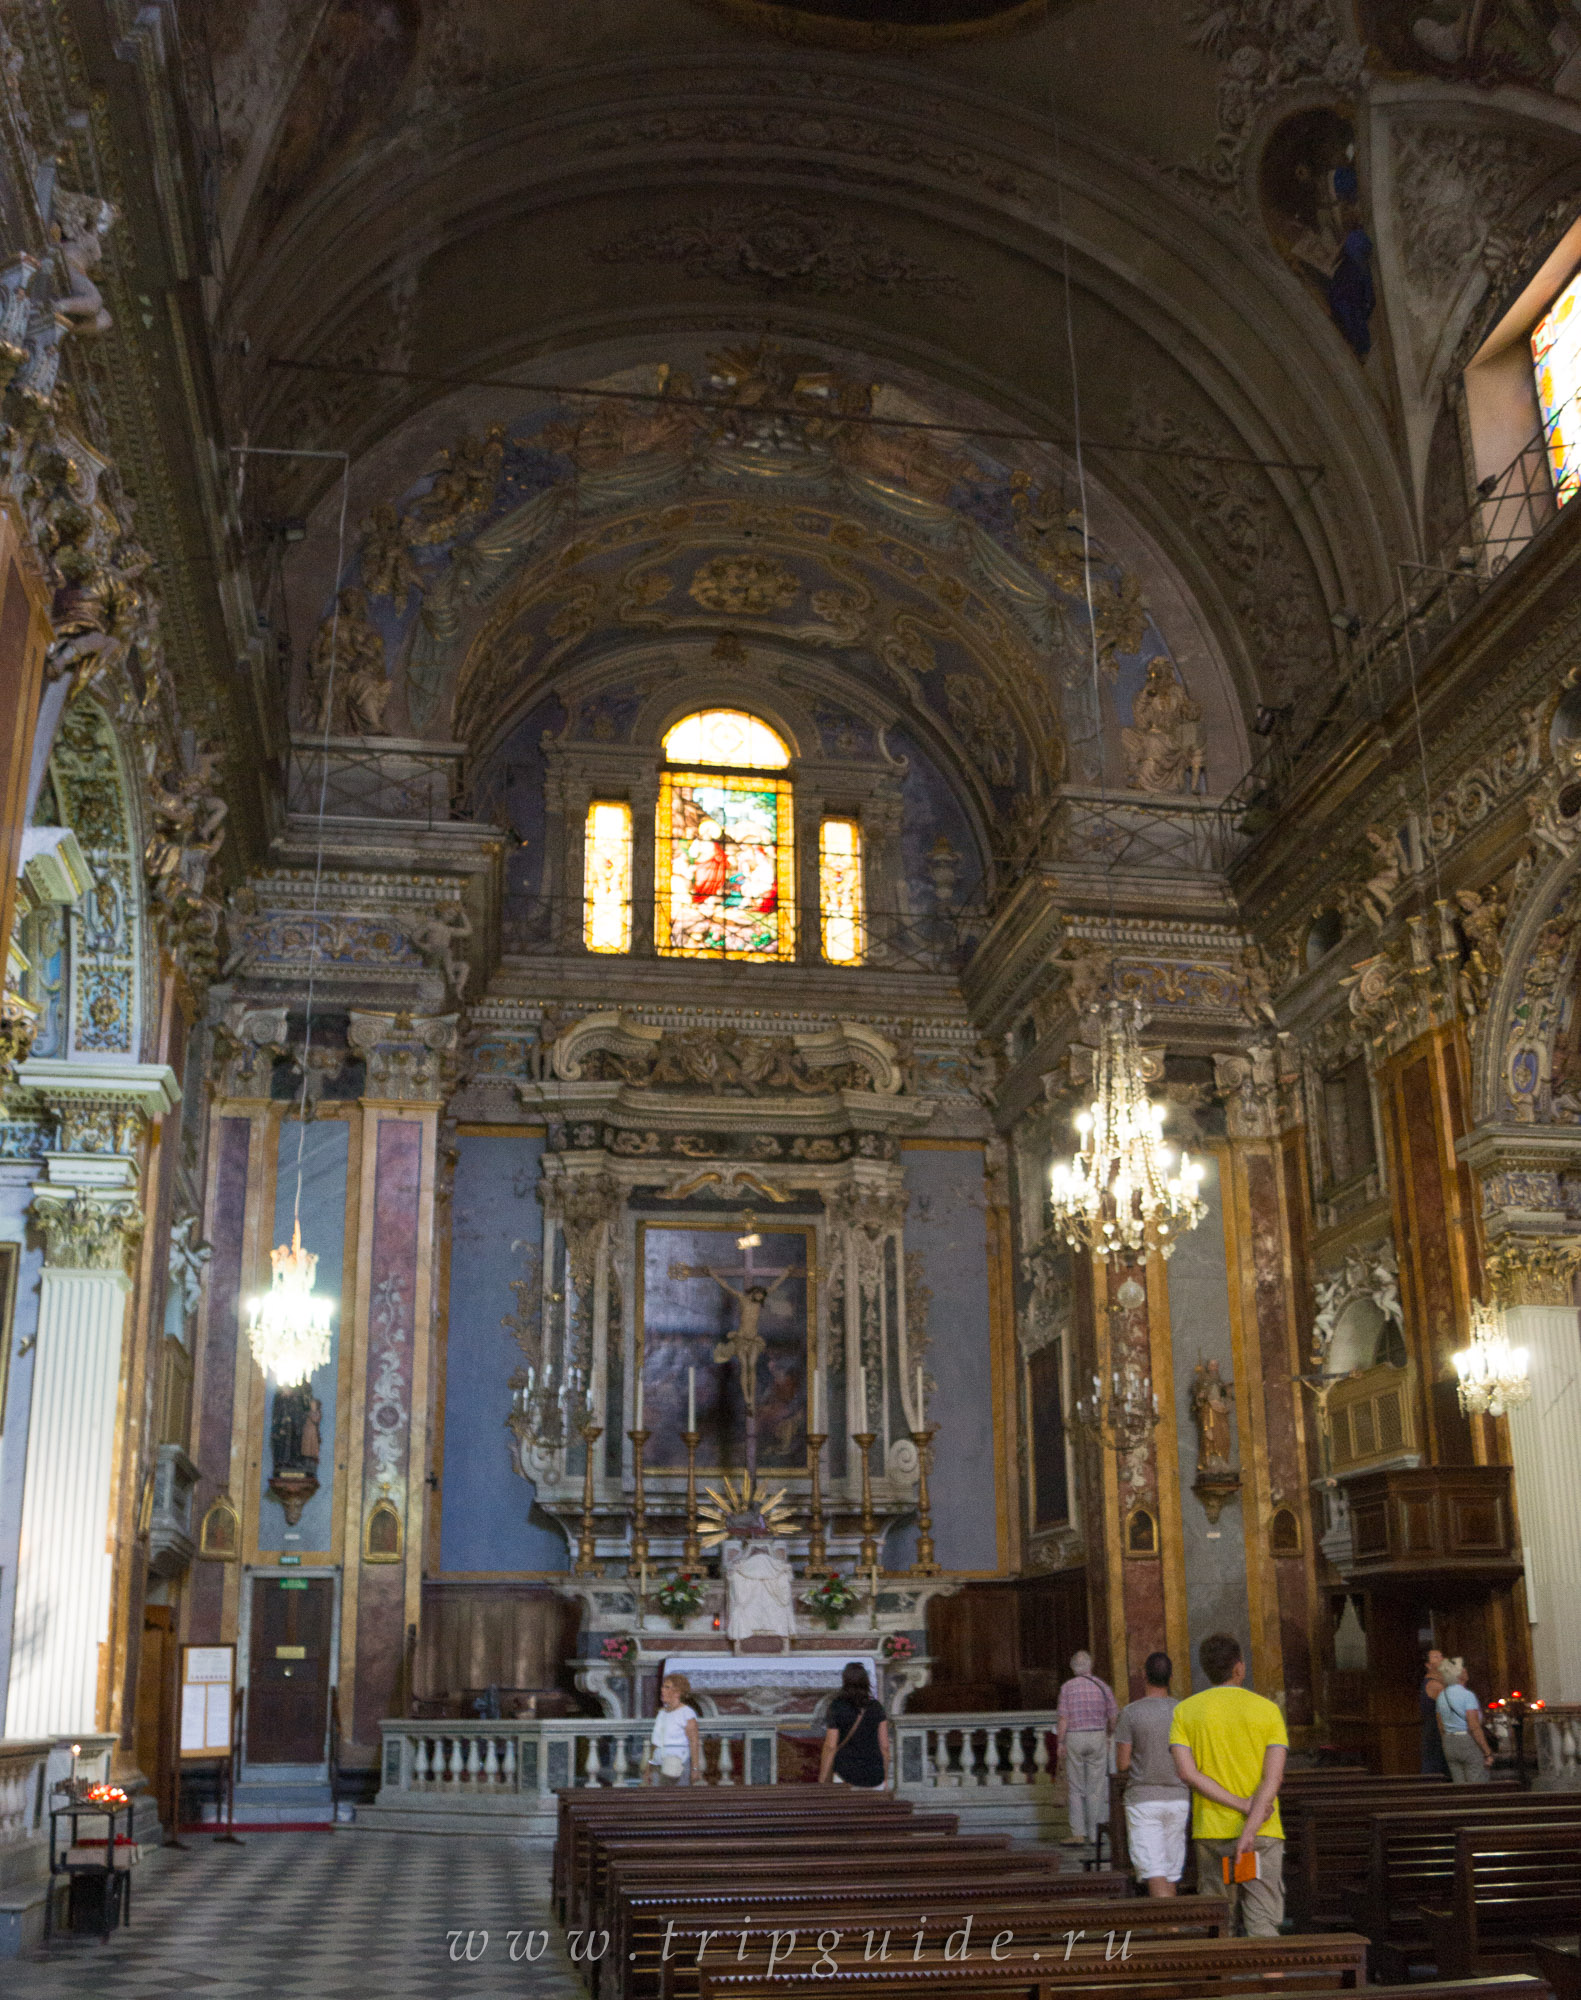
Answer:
[1028,1337,1069,1530]
[637,1221,813,1473]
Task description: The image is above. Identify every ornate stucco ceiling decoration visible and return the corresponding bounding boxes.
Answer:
[699,0,1052,46]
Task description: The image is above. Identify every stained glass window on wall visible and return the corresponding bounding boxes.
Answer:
[819,817,864,965]
[662,709,790,770]
[1533,272,1581,507]
[656,771,795,960]
[583,800,632,953]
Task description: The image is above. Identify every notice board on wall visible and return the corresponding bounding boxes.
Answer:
[180,1643,235,1758]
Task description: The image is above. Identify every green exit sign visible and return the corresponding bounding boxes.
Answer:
[280,1580,309,1591]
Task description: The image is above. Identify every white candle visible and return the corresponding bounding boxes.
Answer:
[915,1364,925,1425]
[687,1366,696,1434]
[810,1365,819,1434]
[635,1372,644,1431]
[859,1365,869,1425]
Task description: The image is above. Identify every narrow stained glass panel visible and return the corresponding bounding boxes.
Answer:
[655,771,795,960]
[1533,271,1581,507]
[583,799,632,953]
[819,817,864,965]
[662,709,790,771]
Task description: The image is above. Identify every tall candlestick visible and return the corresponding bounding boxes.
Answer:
[636,1372,644,1431]
[687,1366,696,1434]
[574,1414,603,1576]
[805,1429,828,1574]
[681,1425,702,1569]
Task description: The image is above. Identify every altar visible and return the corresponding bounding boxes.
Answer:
[661,1651,882,1718]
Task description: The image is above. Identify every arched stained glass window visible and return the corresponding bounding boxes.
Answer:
[584,801,632,953]
[657,709,795,961]
[1533,270,1581,507]
[661,709,790,770]
[819,817,864,965]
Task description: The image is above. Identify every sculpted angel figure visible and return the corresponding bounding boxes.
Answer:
[303,587,390,735]
[1121,658,1206,794]
[52,192,117,337]
[406,423,506,545]
[359,503,424,614]
[1358,824,1406,928]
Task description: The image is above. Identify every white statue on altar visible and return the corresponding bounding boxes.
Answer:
[723,1539,796,1643]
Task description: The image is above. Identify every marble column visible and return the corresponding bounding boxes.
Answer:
[4,1061,178,1737]
[1486,1237,1581,1703]
[5,1165,141,1735]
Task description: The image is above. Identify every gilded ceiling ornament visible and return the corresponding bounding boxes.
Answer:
[945,674,1017,787]
[597,203,973,302]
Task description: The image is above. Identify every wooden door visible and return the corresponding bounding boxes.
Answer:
[247,1577,333,1764]
[133,1605,177,1827]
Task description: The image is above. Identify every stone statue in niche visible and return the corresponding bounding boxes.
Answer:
[1121,659,1207,794]
[302,586,390,735]
[723,1539,796,1645]
[51,191,117,338]
[268,1383,323,1527]
[1189,1358,1235,1471]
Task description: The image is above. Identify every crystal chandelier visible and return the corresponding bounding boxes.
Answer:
[247,1219,335,1386]
[1050,997,1207,1262]
[1453,1299,1531,1418]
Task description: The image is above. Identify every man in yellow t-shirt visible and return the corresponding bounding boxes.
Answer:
[1169,1631,1288,1936]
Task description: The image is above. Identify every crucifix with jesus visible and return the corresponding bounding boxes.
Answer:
[668,1235,803,1483]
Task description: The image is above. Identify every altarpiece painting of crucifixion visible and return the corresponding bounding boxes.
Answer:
[638,1222,813,1475]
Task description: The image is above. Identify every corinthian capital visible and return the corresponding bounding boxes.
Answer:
[1485,1234,1581,1309]
[31,1184,143,1272]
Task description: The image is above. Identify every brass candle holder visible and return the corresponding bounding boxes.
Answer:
[575,1414,603,1576]
[805,1431,829,1574]
[681,1428,702,1570]
[852,1429,879,1571]
[628,1425,651,1573]
[910,1423,941,1576]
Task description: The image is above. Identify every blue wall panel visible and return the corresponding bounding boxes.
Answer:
[440,1131,567,1571]
[901,1145,998,1573]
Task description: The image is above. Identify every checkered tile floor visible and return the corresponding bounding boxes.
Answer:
[19,1830,585,1999]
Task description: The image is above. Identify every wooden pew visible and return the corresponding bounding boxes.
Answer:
[1350,1806,1581,1975]
[1283,1780,1521,1929]
[1422,1827,1581,1980]
[1534,1940,1580,2000]
[690,1929,1372,2000]
[566,1802,938,1932]
[645,1900,1234,2000]
[555,1790,910,1920]
[594,1836,1021,1944]
[607,1868,1131,1994]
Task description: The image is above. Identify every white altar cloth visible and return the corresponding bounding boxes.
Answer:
[663,1652,880,1695]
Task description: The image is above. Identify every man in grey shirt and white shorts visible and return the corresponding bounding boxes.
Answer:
[1114,1650,1191,1895]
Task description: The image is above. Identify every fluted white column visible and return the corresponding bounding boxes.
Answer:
[4,1161,141,1737]
[1504,1300,1581,1702]
[1489,1237,1581,1705]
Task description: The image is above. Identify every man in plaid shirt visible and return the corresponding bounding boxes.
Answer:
[1057,1649,1118,1847]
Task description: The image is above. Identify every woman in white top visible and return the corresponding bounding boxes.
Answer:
[1436,1657,1494,1784]
[649,1673,703,1785]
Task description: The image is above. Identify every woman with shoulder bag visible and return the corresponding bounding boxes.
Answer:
[819,1662,889,1789]
[648,1674,703,1785]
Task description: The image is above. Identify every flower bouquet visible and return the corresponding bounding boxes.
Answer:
[881,1633,916,1664]
[601,1633,639,1669]
[802,1572,861,1631]
[654,1571,706,1629]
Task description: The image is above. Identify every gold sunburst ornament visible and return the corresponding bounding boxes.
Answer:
[698,1471,796,1548]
